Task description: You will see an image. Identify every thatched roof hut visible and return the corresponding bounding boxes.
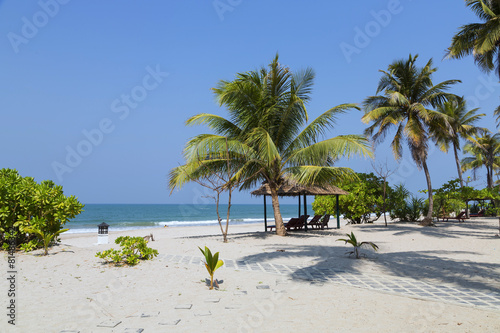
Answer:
[250,182,349,197]
[251,181,349,231]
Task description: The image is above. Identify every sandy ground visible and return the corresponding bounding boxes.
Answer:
[1,217,500,332]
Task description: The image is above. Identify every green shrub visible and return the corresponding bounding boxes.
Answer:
[389,184,424,221]
[485,207,500,217]
[313,173,392,224]
[0,168,83,252]
[96,236,158,266]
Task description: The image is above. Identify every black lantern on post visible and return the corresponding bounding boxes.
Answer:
[97,222,109,244]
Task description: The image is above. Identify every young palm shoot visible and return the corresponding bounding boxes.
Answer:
[336,232,378,259]
[199,246,224,289]
[25,227,69,256]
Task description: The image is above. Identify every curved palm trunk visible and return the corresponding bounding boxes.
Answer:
[453,144,464,188]
[269,186,286,236]
[421,160,434,226]
[486,163,494,189]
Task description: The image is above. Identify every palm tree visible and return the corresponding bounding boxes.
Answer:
[462,131,500,189]
[169,55,372,236]
[431,97,486,187]
[362,54,460,225]
[446,0,500,79]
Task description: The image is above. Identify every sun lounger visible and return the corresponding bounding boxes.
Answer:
[469,209,485,217]
[266,215,309,231]
[440,211,468,222]
[308,215,324,228]
[319,214,330,229]
[308,214,330,229]
[286,215,309,231]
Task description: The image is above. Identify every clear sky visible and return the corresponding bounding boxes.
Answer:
[1,0,498,204]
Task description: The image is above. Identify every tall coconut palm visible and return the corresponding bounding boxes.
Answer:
[431,97,486,187]
[362,54,460,225]
[446,0,500,79]
[462,131,500,189]
[169,55,372,236]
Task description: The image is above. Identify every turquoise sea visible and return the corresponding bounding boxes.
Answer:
[67,204,314,234]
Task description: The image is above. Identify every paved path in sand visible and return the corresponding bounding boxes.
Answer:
[163,254,500,312]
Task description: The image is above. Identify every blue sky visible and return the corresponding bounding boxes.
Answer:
[1,0,498,204]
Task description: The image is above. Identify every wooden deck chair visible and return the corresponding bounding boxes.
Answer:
[319,214,330,229]
[470,209,485,217]
[441,211,468,222]
[308,215,324,229]
[286,215,309,230]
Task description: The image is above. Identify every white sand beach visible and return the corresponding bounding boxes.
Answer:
[2,218,500,332]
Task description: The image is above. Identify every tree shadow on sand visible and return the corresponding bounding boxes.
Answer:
[238,244,500,294]
[363,219,500,240]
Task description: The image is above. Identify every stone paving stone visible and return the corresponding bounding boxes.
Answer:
[167,253,500,311]
[59,331,80,333]
[276,278,291,285]
[158,319,181,326]
[122,329,144,333]
[256,285,270,289]
[236,261,249,270]
[234,290,248,295]
[97,320,122,328]
[225,304,243,309]
[194,311,212,317]
[225,259,235,269]
[175,304,193,310]
[248,262,261,271]
[140,312,160,318]
[205,298,221,303]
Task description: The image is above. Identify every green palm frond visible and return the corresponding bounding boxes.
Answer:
[448,1,500,78]
[287,135,372,166]
[186,113,242,137]
[285,165,358,186]
[287,103,360,152]
[168,55,371,235]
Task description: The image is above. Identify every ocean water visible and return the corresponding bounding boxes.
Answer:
[67,204,314,234]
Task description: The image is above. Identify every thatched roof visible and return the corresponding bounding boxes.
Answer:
[250,182,349,197]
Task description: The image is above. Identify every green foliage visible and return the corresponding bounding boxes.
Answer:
[485,206,500,217]
[469,203,480,214]
[96,236,158,266]
[312,173,392,224]
[389,184,425,222]
[169,55,372,236]
[199,246,224,290]
[447,0,500,80]
[0,168,83,252]
[336,232,378,259]
[432,179,465,217]
[431,178,500,218]
[461,132,500,190]
[25,224,69,256]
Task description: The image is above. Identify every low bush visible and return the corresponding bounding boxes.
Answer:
[96,236,158,266]
[0,168,83,253]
